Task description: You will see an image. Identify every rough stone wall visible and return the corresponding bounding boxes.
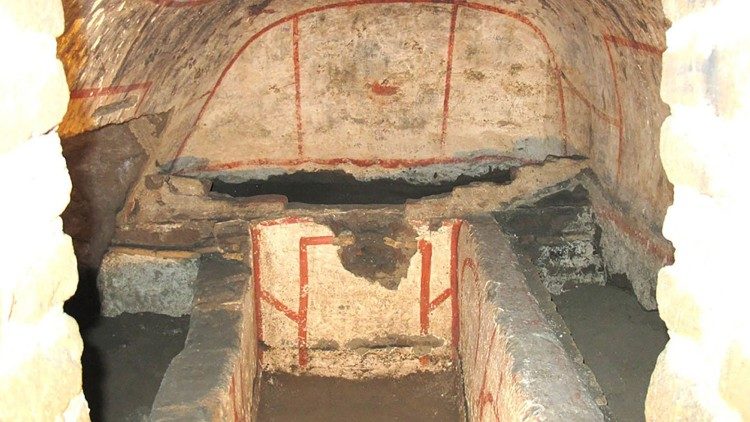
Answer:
[0,0,89,420]
[646,0,750,420]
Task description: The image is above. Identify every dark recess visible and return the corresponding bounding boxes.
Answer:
[210,169,512,204]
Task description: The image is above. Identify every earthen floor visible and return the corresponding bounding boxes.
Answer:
[257,370,465,422]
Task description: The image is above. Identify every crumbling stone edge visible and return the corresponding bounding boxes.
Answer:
[150,255,258,421]
[465,216,605,421]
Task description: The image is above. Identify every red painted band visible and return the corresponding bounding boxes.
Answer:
[69,82,153,117]
[298,235,336,368]
[449,220,462,356]
[171,1,567,168]
[250,227,264,363]
[292,17,304,157]
[260,290,300,322]
[440,3,459,152]
[429,288,452,311]
[418,239,433,335]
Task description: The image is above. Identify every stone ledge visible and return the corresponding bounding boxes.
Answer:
[465,216,605,421]
[151,255,254,421]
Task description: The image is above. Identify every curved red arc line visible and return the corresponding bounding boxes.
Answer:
[171,0,564,166]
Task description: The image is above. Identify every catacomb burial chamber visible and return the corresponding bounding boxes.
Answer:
[4,0,745,420]
[61,0,672,420]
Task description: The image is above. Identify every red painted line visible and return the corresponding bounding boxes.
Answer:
[418,239,433,335]
[603,36,626,182]
[298,235,336,368]
[147,0,216,6]
[463,2,567,142]
[604,34,664,55]
[250,227,264,362]
[562,74,620,127]
[478,328,498,420]
[69,82,153,116]
[171,0,573,168]
[292,17,304,157]
[440,2,459,152]
[184,154,532,173]
[69,83,152,99]
[260,289,300,322]
[429,288,452,311]
[169,0,454,166]
[602,33,665,182]
[449,220,462,356]
[556,68,569,155]
[461,257,482,365]
[258,216,314,226]
[593,201,674,264]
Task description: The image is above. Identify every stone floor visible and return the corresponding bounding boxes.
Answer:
[79,313,189,422]
[257,370,465,422]
[553,284,669,422]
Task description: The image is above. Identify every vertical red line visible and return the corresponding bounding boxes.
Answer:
[449,220,462,358]
[419,240,433,335]
[478,328,498,420]
[604,37,625,182]
[555,70,568,155]
[251,227,264,363]
[296,235,335,368]
[440,2,460,153]
[298,239,310,367]
[292,17,304,157]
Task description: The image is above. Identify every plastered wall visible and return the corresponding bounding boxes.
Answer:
[0,0,89,420]
[251,216,460,378]
[58,0,672,232]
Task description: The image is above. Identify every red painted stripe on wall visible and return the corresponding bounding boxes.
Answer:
[418,239,433,335]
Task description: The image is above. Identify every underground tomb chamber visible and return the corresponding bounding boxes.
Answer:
[55,0,676,420]
[145,211,606,421]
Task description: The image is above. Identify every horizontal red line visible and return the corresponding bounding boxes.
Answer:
[147,0,216,7]
[70,83,152,99]
[300,236,336,248]
[430,288,452,311]
[182,155,531,173]
[593,202,673,264]
[260,290,299,322]
[604,34,664,55]
[258,217,314,227]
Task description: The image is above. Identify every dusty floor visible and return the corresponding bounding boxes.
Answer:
[257,370,465,422]
[553,284,668,422]
[80,312,189,422]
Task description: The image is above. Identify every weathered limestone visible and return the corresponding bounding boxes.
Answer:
[151,256,256,421]
[646,0,750,419]
[0,0,88,419]
[98,248,200,317]
[460,216,604,421]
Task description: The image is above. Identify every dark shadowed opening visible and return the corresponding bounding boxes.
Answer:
[210,168,512,204]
